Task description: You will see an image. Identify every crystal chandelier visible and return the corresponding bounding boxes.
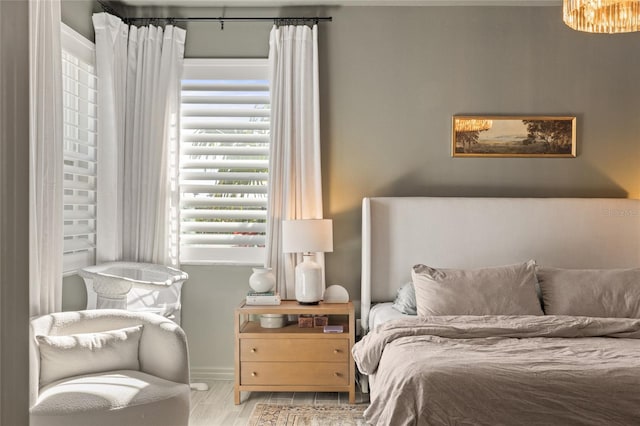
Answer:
[564,0,640,33]
[455,119,493,132]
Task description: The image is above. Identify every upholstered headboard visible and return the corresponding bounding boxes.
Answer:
[361,197,640,331]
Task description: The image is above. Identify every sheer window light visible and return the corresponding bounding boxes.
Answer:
[180,59,269,264]
[61,24,97,274]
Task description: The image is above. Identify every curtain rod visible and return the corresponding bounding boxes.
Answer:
[124,16,332,28]
[97,2,331,28]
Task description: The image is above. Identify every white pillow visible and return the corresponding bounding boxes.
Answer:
[36,325,143,387]
[537,267,640,317]
[412,261,543,317]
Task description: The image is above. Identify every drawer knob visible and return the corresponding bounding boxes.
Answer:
[251,348,257,353]
[334,372,341,377]
[251,372,257,377]
[333,349,340,354]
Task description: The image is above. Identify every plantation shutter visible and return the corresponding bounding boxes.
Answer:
[180,59,269,264]
[61,24,97,273]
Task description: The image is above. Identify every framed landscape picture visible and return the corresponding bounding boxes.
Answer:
[452,116,576,158]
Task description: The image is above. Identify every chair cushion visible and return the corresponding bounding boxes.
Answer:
[30,370,190,426]
[36,325,143,387]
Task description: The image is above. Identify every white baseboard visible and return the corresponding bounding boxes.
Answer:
[190,367,234,382]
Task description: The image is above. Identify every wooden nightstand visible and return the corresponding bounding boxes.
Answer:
[234,300,356,404]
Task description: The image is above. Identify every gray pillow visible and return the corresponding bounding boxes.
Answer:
[412,260,543,317]
[391,282,417,315]
[537,267,640,317]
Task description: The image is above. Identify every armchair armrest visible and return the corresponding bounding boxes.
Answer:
[138,316,190,384]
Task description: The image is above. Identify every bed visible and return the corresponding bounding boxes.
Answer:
[352,197,640,426]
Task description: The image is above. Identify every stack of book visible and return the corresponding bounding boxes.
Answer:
[246,291,281,305]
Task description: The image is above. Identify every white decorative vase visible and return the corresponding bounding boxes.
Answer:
[249,267,276,293]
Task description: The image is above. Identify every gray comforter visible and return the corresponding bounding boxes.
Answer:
[352,315,640,426]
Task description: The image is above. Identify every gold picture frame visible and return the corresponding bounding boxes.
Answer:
[452,116,576,158]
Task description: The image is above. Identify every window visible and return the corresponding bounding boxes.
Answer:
[180,59,270,264]
[61,24,98,274]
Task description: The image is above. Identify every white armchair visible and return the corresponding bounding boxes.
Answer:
[30,309,190,426]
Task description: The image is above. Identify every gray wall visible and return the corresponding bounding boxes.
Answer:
[1,1,30,424]
[61,0,102,41]
[321,6,640,299]
[61,6,640,380]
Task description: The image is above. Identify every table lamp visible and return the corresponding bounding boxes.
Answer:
[282,219,333,304]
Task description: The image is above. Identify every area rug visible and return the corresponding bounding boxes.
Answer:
[248,403,368,426]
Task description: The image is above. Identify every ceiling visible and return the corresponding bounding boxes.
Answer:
[121,0,561,6]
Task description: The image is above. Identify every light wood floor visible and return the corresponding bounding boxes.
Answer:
[189,381,369,426]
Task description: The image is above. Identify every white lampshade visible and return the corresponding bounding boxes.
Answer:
[282,219,333,254]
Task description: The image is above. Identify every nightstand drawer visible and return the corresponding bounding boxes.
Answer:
[241,338,349,362]
[241,361,349,386]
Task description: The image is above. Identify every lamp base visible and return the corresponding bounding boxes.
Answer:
[295,255,323,305]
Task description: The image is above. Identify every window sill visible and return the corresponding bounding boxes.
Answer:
[179,260,265,267]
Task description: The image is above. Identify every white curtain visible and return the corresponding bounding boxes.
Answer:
[266,25,324,299]
[93,13,185,266]
[92,13,127,264]
[29,0,64,315]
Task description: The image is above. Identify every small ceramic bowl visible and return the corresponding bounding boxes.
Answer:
[260,314,286,328]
